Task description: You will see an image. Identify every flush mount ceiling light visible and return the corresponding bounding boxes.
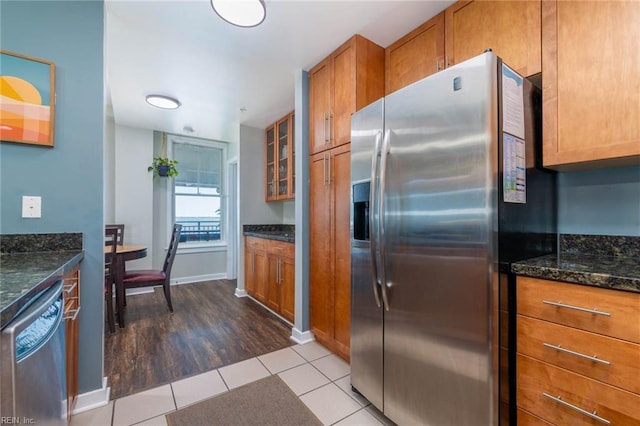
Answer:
[145,95,181,109]
[210,0,266,28]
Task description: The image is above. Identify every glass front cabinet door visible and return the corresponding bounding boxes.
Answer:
[265,111,295,201]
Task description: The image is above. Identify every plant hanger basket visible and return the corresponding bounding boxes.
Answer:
[149,133,179,177]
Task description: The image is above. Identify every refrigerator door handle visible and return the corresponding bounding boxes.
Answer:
[369,130,383,308]
[378,129,391,311]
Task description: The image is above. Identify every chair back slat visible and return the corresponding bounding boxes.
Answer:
[163,224,183,276]
[105,227,118,279]
[105,224,125,246]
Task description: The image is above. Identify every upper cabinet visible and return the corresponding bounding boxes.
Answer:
[309,35,385,155]
[265,111,295,201]
[444,0,541,77]
[386,0,541,95]
[385,12,445,95]
[542,1,640,170]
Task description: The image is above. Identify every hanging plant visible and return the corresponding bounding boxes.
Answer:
[148,156,179,177]
[148,133,179,177]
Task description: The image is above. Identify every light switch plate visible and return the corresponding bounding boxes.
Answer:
[22,196,41,218]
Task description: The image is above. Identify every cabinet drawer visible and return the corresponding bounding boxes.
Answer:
[517,408,553,425]
[518,315,640,394]
[245,236,267,251]
[517,354,640,425]
[517,276,640,343]
[269,240,294,258]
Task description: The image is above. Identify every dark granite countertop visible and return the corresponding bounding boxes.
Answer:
[511,234,640,294]
[1,233,84,328]
[243,224,295,243]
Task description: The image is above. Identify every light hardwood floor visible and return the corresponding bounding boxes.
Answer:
[104,279,294,399]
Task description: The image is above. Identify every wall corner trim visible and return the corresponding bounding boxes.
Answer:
[234,288,248,297]
[290,328,314,344]
[72,377,110,415]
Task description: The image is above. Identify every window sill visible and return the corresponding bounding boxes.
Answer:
[177,242,227,254]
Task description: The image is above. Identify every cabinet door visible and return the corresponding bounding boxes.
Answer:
[309,151,333,342]
[64,267,80,415]
[445,0,541,77]
[265,125,276,201]
[542,1,640,169]
[276,113,294,200]
[280,255,295,323]
[266,254,280,313]
[309,58,332,155]
[332,39,356,149]
[244,246,256,296]
[253,248,268,304]
[386,12,445,94]
[331,145,352,360]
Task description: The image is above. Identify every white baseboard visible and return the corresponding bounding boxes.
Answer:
[246,295,293,326]
[171,273,227,285]
[72,377,110,415]
[234,288,248,297]
[291,328,315,344]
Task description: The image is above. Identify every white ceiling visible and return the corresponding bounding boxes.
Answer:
[105,0,455,142]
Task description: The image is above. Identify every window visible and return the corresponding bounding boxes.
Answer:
[171,136,227,246]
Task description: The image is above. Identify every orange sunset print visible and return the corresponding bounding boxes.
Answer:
[0,51,55,146]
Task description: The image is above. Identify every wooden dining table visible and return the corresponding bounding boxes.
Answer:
[105,244,147,328]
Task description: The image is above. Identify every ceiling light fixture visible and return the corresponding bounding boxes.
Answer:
[210,0,266,28]
[145,95,181,109]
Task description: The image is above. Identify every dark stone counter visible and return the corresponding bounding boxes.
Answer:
[512,234,640,294]
[243,224,295,243]
[0,233,84,328]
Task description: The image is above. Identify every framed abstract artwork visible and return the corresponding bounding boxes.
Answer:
[0,50,56,147]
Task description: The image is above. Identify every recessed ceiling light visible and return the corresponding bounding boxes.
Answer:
[210,0,266,28]
[146,95,181,109]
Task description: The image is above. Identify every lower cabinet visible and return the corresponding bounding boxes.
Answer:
[245,237,268,303]
[516,276,640,424]
[245,236,295,323]
[63,265,81,420]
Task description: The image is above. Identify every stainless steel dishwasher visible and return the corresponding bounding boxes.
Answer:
[0,280,67,425]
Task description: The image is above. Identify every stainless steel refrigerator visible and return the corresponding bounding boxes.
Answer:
[350,52,556,425]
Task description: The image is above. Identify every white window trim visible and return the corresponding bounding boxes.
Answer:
[167,134,229,250]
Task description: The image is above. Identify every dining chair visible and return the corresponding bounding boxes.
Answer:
[105,227,119,333]
[122,224,182,312]
[105,224,125,246]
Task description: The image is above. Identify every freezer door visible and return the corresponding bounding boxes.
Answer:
[381,53,498,425]
[350,99,384,410]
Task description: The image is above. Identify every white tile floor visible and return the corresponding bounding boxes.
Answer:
[70,342,395,426]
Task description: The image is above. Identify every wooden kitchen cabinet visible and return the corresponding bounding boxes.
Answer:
[245,236,295,323]
[266,240,295,323]
[386,12,445,94]
[309,144,351,361]
[542,1,640,170]
[385,0,541,95]
[244,236,268,304]
[63,265,80,419]
[444,0,541,77]
[516,276,640,424]
[309,35,384,155]
[265,111,295,201]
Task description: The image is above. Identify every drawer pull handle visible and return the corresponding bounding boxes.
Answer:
[65,306,81,321]
[543,343,611,365]
[543,393,610,425]
[542,300,611,317]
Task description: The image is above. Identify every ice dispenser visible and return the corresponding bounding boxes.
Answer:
[352,182,370,241]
